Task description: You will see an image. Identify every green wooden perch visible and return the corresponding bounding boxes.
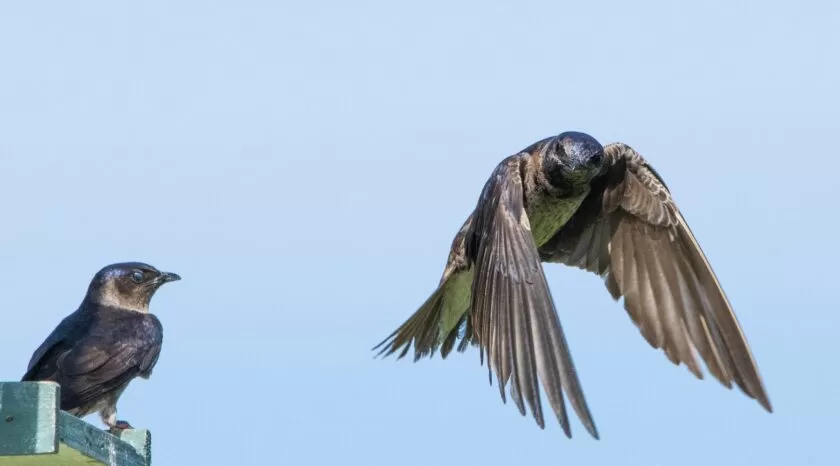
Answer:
[0,382,151,465]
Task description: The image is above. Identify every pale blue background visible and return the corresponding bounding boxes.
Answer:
[1,1,837,465]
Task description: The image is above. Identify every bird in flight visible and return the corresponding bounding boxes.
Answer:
[373,131,771,439]
[22,262,180,434]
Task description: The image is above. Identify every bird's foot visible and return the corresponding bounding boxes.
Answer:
[106,420,134,435]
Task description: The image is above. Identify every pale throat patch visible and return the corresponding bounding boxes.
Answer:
[93,281,150,313]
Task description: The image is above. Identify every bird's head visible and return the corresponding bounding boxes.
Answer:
[86,262,181,313]
[540,131,605,189]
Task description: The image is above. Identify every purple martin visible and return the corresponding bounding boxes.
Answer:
[22,262,180,433]
[374,131,771,438]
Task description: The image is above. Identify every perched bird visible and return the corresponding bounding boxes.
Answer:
[374,131,771,438]
[22,262,180,433]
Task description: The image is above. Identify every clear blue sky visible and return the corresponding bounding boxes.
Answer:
[0,1,836,465]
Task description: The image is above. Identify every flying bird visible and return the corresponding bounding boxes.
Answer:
[22,262,180,433]
[373,131,771,438]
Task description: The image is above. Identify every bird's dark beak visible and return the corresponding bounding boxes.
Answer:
[156,272,182,284]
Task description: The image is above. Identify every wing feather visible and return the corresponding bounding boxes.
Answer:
[59,316,163,410]
[373,217,475,361]
[468,156,598,438]
[540,142,772,412]
[23,311,163,413]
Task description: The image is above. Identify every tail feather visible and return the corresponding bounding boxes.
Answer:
[373,268,474,361]
[373,287,446,360]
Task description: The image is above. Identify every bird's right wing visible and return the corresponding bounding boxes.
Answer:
[465,155,598,438]
[57,316,163,410]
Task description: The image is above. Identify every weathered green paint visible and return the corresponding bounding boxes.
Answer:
[1,443,103,465]
[0,381,59,456]
[116,429,151,463]
[57,412,150,466]
[0,382,151,465]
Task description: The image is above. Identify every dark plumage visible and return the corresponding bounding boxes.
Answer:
[22,262,180,433]
[374,131,771,438]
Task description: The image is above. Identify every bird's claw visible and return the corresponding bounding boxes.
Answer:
[106,420,134,435]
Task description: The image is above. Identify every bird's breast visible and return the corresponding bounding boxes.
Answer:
[526,190,589,248]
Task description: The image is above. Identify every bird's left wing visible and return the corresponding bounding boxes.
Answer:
[466,155,598,438]
[540,142,772,412]
[58,316,163,410]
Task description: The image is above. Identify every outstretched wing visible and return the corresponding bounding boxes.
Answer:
[466,155,598,438]
[540,142,772,412]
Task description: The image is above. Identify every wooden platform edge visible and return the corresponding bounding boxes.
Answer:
[58,411,150,465]
[0,381,59,456]
[0,382,151,465]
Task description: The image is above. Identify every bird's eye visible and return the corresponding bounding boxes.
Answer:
[130,271,145,283]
